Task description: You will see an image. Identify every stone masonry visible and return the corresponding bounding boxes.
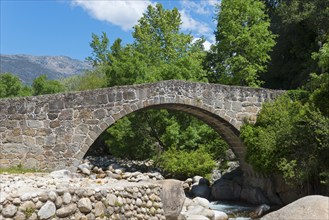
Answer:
[0,80,284,175]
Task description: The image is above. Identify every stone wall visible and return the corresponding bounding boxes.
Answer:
[0,178,165,220]
[0,80,284,173]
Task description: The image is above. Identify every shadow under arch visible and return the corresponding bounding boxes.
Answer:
[78,102,254,176]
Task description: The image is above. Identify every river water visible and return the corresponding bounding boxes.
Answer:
[210,201,259,220]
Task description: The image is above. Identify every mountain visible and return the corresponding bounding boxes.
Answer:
[0,54,92,85]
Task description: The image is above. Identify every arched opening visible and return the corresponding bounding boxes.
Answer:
[78,103,250,174]
[77,103,249,182]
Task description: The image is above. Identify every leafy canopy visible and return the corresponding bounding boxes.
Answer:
[241,74,329,190]
[208,0,276,87]
[0,73,31,98]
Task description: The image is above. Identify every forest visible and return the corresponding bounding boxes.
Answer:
[1,0,328,192]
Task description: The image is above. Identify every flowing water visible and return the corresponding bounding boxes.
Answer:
[210,201,260,220]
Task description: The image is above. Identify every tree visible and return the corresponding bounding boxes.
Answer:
[241,78,329,192]
[32,75,64,95]
[87,4,227,176]
[208,0,276,87]
[0,73,31,98]
[262,0,329,89]
[61,70,108,92]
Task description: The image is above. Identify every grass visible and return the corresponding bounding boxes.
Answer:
[0,164,43,174]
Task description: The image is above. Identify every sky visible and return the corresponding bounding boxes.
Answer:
[0,0,220,61]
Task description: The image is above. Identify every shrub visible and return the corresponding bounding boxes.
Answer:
[154,146,216,180]
[241,87,329,191]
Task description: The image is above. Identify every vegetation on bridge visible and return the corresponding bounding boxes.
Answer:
[1,0,328,188]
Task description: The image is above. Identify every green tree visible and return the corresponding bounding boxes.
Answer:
[0,73,31,98]
[87,4,227,176]
[208,0,276,87]
[241,79,329,192]
[32,75,64,95]
[262,0,329,89]
[61,70,108,92]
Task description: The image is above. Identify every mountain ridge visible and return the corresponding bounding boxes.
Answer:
[0,54,92,85]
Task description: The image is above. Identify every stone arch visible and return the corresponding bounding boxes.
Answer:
[77,104,252,176]
[0,80,282,174]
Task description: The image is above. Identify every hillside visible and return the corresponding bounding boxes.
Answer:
[0,54,92,84]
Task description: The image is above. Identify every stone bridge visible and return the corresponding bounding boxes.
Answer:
[0,80,283,175]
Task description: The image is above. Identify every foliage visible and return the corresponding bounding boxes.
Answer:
[307,73,329,117]
[32,74,64,95]
[87,3,226,176]
[262,0,329,89]
[104,109,228,161]
[61,70,108,91]
[0,163,42,174]
[154,146,216,180]
[312,39,329,72]
[0,73,32,98]
[241,78,329,190]
[208,0,276,87]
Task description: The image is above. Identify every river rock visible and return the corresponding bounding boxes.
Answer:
[261,195,329,220]
[193,197,210,208]
[250,204,270,218]
[94,201,106,217]
[62,192,72,204]
[56,204,77,218]
[78,198,92,213]
[38,201,56,220]
[186,214,209,220]
[49,169,72,179]
[213,210,228,220]
[2,204,17,218]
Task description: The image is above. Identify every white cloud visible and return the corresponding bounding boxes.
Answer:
[180,0,220,15]
[180,10,212,35]
[192,37,214,51]
[203,40,212,51]
[72,0,152,31]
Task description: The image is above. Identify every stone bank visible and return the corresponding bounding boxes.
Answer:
[0,172,186,219]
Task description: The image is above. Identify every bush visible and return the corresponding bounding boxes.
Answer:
[154,146,216,180]
[241,84,329,191]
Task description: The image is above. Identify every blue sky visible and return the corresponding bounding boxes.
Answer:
[1,0,219,61]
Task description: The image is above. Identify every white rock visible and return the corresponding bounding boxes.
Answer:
[78,198,92,213]
[49,169,71,179]
[261,195,329,220]
[62,192,72,204]
[192,176,203,184]
[38,201,56,220]
[186,214,209,220]
[193,197,210,208]
[2,204,17,218]
[213,210,228,220]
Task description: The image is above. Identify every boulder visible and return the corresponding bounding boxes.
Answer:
[193,197,210,208]
[213,210,228,220]
[249,204,270,218]
[211,179,241,200]
[189,177,211,200]
[190,184,211,200]
[159,179,186,220]
[261,195,329,220]
[211,168,243,201]
[240,186,270,204]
